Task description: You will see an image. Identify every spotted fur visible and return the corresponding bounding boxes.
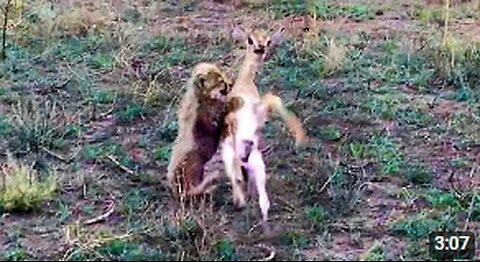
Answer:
[166,63,233,199]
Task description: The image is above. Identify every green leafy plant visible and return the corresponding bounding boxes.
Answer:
[349,142,364,159]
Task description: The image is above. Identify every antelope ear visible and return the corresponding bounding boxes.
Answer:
[232,25,248,42]
[270,26,286,46]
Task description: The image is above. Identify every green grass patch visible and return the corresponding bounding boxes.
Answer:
[82,141,133,168]
[367,135,404,177]
[349,142,364,160]
[304,204,327,230]
[423,188,464,211]
[68,239,166,261]
[0,115,11,136]
[405,160,433,185]
[213,239,236,261]
[280,230,309,249]
[363,94,402,120]
[317,126,342,141]
[115,100,154,125]
[1,247,32,261]
[391,211,457,240]
[92,89,117,104]
[329,164,364,216]
[471,194,480,222]
[359,241,385,261]
[266,0,376,21]
[153,145,171,162]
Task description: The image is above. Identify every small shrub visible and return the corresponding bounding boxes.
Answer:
[364,95,400,120]
[305,205,326,228]
[345,4,374,22]
[93,90,117,104]
[317,126,342,141]
[89,52,115,71]
[115,102,152,124]
[367,136,404,177]
[405,161,433,185]
[213,239,235,261]
[0,115,11,136]
[96,240,165,261]
[153,145,170,162]
[359,241,385,261]
[396,108,431,128]
[7,98,68,155]
[0,156,58,212]
[328,164,364,216]
[349,142,364,160]
[155,121,178,143]
[281,231,309,249]
[3,247,31,261]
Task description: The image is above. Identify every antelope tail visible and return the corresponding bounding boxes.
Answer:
[261,93,306,146]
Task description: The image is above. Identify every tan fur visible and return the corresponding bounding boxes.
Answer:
[228,25,305,143]
[218,25,307,224]
[166,62,233,199]
[259,93,306,146]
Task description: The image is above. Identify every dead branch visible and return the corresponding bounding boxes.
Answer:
[1,0,12,60]
[83,199,115,225]
[256,244,276,261]
[41,146,68,162]
[41,146,82,163]
[106,154,136,177]
[463,192,477,231]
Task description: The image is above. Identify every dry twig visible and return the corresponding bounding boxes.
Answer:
[256,244,276,261]
[83,199,115,225]
[106,154,136,176]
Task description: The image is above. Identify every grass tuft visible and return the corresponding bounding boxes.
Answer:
[0,155,58,212]
[7,98,70,155]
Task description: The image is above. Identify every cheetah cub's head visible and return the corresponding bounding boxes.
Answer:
[192,63,233,102]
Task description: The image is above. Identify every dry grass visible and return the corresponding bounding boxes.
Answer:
[0,154,58,212]
[322,36,347,76]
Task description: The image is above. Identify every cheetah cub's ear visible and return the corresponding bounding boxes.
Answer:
[193,72,217,96]
[193,73,207,90]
